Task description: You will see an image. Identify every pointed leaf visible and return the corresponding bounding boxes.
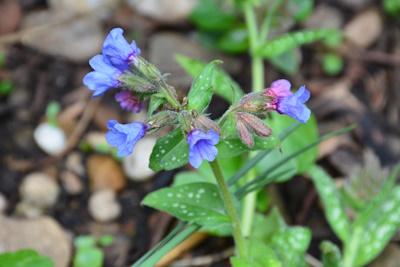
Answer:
[320,241,343,267]
[148,94,166,116]
[142,183,230,226]
[149,127,189,171]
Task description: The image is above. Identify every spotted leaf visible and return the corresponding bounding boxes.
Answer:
[142,182,230,226]
[309,165,350,243]
[149,127,189,171]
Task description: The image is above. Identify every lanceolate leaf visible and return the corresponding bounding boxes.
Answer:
[254,29,342,58]
[309,165,350,243]
[148,94,166,116]
[187,60,221,114]
[149,127,189,171]
[142,182,230,226]
[176,55,244,103]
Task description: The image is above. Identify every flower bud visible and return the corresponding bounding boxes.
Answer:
[136,57,165,86]
[179,110,196,135]
[235,116,254,148]
[236,92,273,115]
[191,110,221,135]
[145,111,178,133]
[236,112,272,138]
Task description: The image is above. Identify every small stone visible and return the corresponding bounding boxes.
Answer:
[19,172,60,209]
[0,193,7,213]
[127,0,198,24]
[0,215,71,267]
[33,123,67,155]
[87,155,126,192]
[60,171,83,195]
[65,152,85,176]
[344,8,383,48]
[304,4,344,30]
[122,137,156,182]
[84,131,108,149]
[15,201,43,218]
[88,189,121,222]
[20,10,104,63]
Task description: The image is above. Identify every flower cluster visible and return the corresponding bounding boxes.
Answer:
[83,28,312,169]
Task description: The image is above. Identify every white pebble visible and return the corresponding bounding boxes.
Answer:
[20,172,59,208]
[88,189,121,222]
[33,123,67,155]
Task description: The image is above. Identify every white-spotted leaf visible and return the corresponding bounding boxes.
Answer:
[309,165,350,243]
[320,241,343,267]
[142,182,230,226]
[149,127,189,171]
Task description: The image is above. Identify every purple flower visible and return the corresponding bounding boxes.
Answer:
[102,28,141,70]
[276,85,311,124]
[266,79,293,97]
[83,55,123,97]
[105,120,147,157]
[187,130,219,168]
[115,90,144,112]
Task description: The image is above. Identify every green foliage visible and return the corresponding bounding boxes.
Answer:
[256,190,269,212]
[45,101,61,127]
[309,165,350,243]
[288,0,314,22]
[383,0,400,17]
[187,60,221,114]
[98,235,115,246]
[268,49,300,75]
[320,241,343,267]
[216,26,249,54]
[190,0,237,32]
[176,55,244,103]
[251,209,311,267]
[74,236,97,249]
[142,182,231,227]
[0,50,4,67]
[254,29,342,58]
[0,80,13,96]
[148,94,166,116]
[149,127,189,171]
[231,241,282,267]
[73,235,113,267]
[0,250,53,267]
[255,113,318,182]
[323,53,343,76]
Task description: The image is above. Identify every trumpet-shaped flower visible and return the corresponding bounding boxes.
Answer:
[266,79,293,98]
[102,28,141,70]
[187,130,219,169]
[276,85,311,124]
[115,90,144,112]
[105,120,147,157]
[83,55,123,97]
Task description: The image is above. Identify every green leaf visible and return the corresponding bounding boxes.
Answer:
[256,113,318,182]
[98,235,115,246]
[217,26,249,54]
[149,127,189,171]
[73,248,103,267]
[354,185,400,266]
[383,0,400,17]
[74,236,96,249]
[187,60,221,114]
[269,48,300,75]
[0,250,54,267]
[320,241,343,267]
[254,29,341,58]
[176,55,244,103]
[256,190,269,212]
[217,133,280,160]
[148,94,166,116]
[190,0,237,32]
[309,165,350,243]
[0,50,4,67]
[142,182,230,227]
[288,0,314,22]
[323,53,343,76]
[231,241,282,267]
[0,80,13,96]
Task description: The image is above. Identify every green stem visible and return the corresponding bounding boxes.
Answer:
[343,227,362,267]
[160,86,181,110]
[240,168,258,237]
[209,160,248,259]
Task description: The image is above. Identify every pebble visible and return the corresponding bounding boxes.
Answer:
[122,137,157,182]
[20,10,104,63]
[344,8,383,48]
[87,155,126,192]
[0,215,71,267]
[127,0,198,24]
[88,189,121,222]
[60,171,84,195]
[304,4,344,30]
[0,193,7,213]
[19,172,60,208]
[33,123,67,155]
[65,152,85,176]
[148,32,241,88]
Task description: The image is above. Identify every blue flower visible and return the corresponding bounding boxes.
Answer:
[102,28,141,70]
[277,85,311,124]
[187,130,219,169]
[105,120,147,157]
[83,55,123,97]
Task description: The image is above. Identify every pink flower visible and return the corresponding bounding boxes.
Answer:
[115,90,144,112]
